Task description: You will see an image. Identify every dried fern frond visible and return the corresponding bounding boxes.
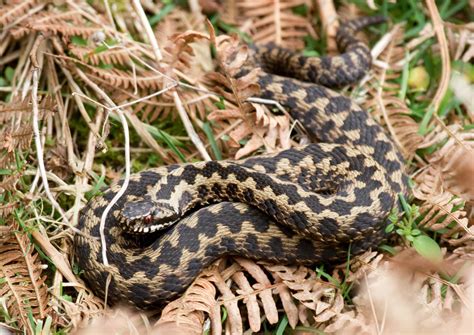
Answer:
[428,130,474,202]
[158,257,346,334]
[0,126,33,169]
[68,44,138,66]
[0,95,53,169]
[415,125,474,206]
[0,95,54,124]
[12,22,103,40]
[0,0,39,27]
[83,66,164,91]
[11,9,85,37]
[156,276,216,334]
[155,6,208,47]
[221,0,316,49]
[413,128,474,245]
[416,191,472,246]
[0,223,52,333]
[61,290,106,329]
[207,33,291,159]
[8,7,105,40]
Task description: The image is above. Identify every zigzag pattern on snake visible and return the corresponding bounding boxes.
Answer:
[74,16,409,309]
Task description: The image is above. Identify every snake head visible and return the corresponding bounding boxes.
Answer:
[120,200,179,234]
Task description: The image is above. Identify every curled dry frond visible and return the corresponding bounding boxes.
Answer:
[416,191,472,246]
[156,276,216,335]
[0,223,52,333]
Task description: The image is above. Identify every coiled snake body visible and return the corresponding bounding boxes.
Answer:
[74,16,409,309]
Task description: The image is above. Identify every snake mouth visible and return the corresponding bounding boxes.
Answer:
[120,199,181,234]
[130,214,180,234]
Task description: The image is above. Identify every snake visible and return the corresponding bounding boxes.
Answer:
[73,16,409,309]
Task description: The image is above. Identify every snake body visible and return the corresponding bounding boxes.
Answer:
[74,16,409,309]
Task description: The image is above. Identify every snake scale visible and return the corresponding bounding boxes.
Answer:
[74,16,409,309]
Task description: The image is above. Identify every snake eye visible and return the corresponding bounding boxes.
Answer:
[151,208,160,218]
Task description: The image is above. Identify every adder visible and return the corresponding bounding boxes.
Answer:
[74,16,409,309]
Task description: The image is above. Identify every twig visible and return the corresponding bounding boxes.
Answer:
[131,0,162,61]
[363,271,381,335]
[30,34,68,223]
[74,69,131,266]
[71,90,172,160]
[316,0,338,53]
[188,0,202,14]
[424,1,472,153]
[131,0,211,161]
[425,0,451,116]
[173,91,211,160]
[274,0,282,44]
[375,25,408,156]
[103,0,116,30]
[72,83,178,112]
[31,226,80,286]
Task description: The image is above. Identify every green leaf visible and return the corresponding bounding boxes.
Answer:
[71,36,88,46]
[379,244,397,255]
[0,77,8,87]
[418,105,435,135]
[398,193,411,217]
[214,99,226,110]
[93,44,109,54]
[4,67,15,83]
[147,127,186,163]
[62,294,73,302]
[292,4,308,16]
[221,306,228,323]
[0,169,13,175]
[203,122,222,160]
[85,174,107,201]
[412,235,443,263]
[412,229,421,236]
[148,3,175,26]
[388,207,399,224]
[276,315,289,335]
